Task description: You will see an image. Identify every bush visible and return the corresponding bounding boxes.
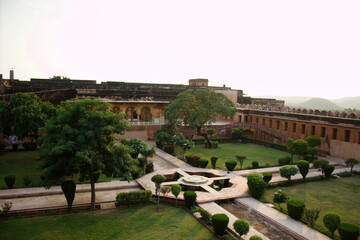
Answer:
[262,173,272,183]
[205,140,219,149]
[273,189,288,211]
[0,202,12,214]
[206,128,216,136]
[116,190,152,206]
[61,180,76,211]
[297,160,310,179]
[199,159,209,168]
[323,212,341,236]
[184,191,197,209]
[338,223,359,240]
[280,165,298,181]
[247,172,266,199]
[211,157,218,169]
[304,208,320,227]
[304,154,313,162]
[5,175,16,189]
[345,158,359,174]
[313,159,329,175]
[145,163,154,174]
[252,161,259,169]
[0,142,6,152]
[324,165,335,178]
[287,200,305,220]
[249,236,263,240]
[138,157,147,168]
[212,213,229,236]
[185,155,192,162]
[225,160,237,171]
[198,208,212,224]
[23,176,32,187]
[278,156,292,166]
[189,156,200,167]
[233,219,250,237]
[235,154,247,169]
[130,165,142,179]
[231,127,244,140]
[22,142,37,150]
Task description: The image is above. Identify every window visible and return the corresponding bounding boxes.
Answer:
[245,116,248,122]
[301,124,305,134]
[311,125,316,135]
[345,130,351,142]
[262,119,265,125]
[256,117,259,123]
[292,123,297,133]
[238,115,242,122]
[332,128,337,140]
[269,120,272,128]
[284,122,288,131]
[321,127,326,138]
[276,120,280,129]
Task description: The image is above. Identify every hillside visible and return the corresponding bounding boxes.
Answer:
[295,98,343,111]
[332,97,360,109]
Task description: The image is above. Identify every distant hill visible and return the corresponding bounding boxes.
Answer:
[332,97,360,109]
[295,98,343,111]
[254,96,312,107]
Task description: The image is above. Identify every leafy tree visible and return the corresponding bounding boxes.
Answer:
[160,186,171,196]
[206,128,216,137]
[155,123,176,149]
[151,174,166,211]
[0,93,55,141]
[293,139,309,160]
[172,134,194,160]
[171,184,182,206]
[345,158,359,174]
[273,189,288,211]
[231,126,244,140]
[164,90,236,145]
[121,138,147,159]
[305,136,321,148]
[312,159,329,175]
[286,138,296,163]
[50,75,70,80]
[280,165,298,182]
[235,154,247,170]
[39,98,133,210]
[140,146,155,174]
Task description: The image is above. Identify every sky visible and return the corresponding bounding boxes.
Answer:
[1,0,360,99]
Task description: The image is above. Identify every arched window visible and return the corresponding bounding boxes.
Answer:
[125,107,137,121]
[140,107,152,122]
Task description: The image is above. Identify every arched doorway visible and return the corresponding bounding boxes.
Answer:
[140,107,152,122]
[125,107,138,121]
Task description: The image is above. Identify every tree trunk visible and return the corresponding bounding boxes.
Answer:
[196,126,210,146]
[157,194,160,211]
[90,173,96,211]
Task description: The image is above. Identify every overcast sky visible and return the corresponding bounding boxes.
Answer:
[1,0,359,99]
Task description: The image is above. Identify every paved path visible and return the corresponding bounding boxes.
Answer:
[235,198,330,240]
[199,201,269,240]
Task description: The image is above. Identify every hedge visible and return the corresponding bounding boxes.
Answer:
[212,213,229,236]
[278,156,292,166]
[297,160,310,179]
[199,159,209,168]
[188,156,200,167]
[116,190,152,206]
[5,175,16,189]
[338,223,359,240]
[249,236,263,240]
[324,165,335,178]
[61,180,76,211]
[225,160,237,171]
[262,173,272,183]
[287,200,305,220]
[252,161,259,169]
[184,191,197,209]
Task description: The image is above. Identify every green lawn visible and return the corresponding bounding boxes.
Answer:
[185,143,290,170]
[0,150,118,189]
[0,205,217,240]
[264,176,360,237]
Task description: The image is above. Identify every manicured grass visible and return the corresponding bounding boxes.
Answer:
[0,150,118,189]
[264,176,360,237]
[185,143,290,170]
[0,205,217,240]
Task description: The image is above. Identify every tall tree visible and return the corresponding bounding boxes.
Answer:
[39,98,133,210]
[164,90,236,144]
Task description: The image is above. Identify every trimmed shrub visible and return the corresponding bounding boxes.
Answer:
[304,208,320,227]
[130,165,141,179]
[280,165,298,181]
[323,212,341,236]
[345,158,359,174]
[262,173,272,183]
[247,172,266,199]
[273,189,288,211]
[225,160,237,171]
[278,156,292,166]
[304,154,313,162]
[297,160,310,179]
[233,219,250,237]
[23,176,32,187]
[171,184,182,205]
[324,164,335,178]
[199,159,209,168]
[338,223,359,240]
[61,180,76,211]
[252,161,259,169]
[249,236,263,240]
[184,191,197,209]
[0,142,6,152]
[211,157,218,169]
[231,127,244,140]
[235,154,247,169]
[313,159,329,175]
[198,208,212,224]
[138,157,147,169]
[22,142,37,150]
[212,213,229,236]
[287,200,305,220]
[145,163,154,174]
[116,190,152,206]
[5,175,16,189]
[189,156,200,167]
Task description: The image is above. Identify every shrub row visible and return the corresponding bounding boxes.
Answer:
[116,190,152,206]
[192,137,235,144]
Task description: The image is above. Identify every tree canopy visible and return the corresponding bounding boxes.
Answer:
[164,90,236,142]
[39,98,133,210]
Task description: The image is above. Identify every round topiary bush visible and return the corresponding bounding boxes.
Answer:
[61,180,76,211]
[199,159,209,168]
[184,191,197,209]
[287,200,305,220]
[324,164,335,178]
[212,213,229,236]
[262,173,272,183]
[211,157,218,169]
[225,160,237,171]
[297,160,310,179]
[278,156,292,166]
[233,219,250,237]
[338,223,359,240]
[323,212,341,236]
[249,236,263,240]
[247,172,266,199]
[5,175,16,189]
[252,161,259,169]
